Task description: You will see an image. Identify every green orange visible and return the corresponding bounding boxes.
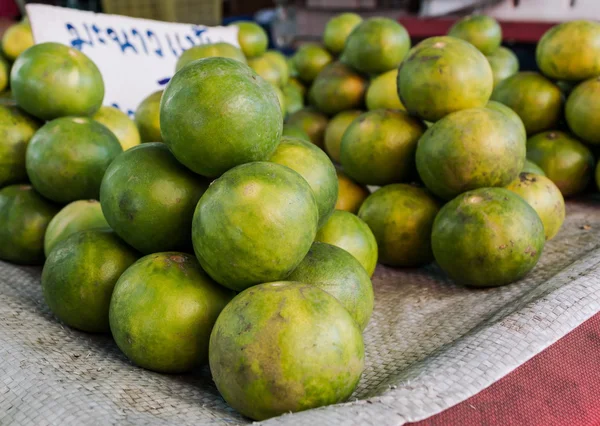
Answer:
[26,117,122,203]
[209,282,364,421]
[335,170,370,214]
[324,110,362,163]
[42,229,138,333]
[286,108,328,148]
[340,110,425,186]
[11,42,104,120]
[0,184,59,265]
[230,21,268,58]
[110,252,234,373]
[486,46,519,87]
[293,43,333,83]
[176,42,246,71]
[358,184,440,267]
[93,106,141,151]
[134,91,163,143]
[366,69,405,111]
[448,15,502,55]
[323,13,363,54]
[315,210,378,276]
[565,77,600,145]
[309,62,367,115]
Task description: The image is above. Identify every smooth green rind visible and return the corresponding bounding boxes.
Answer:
[192,162,319,291]
[110,252,234,373]
[490,71,562,135]
[287,242,373,330]
[176,42,246,71]
[526,131,595,197]
[398,36,493,122]
[565,77,600,145]
[44,199,110,257]
[343,17,410,74]
[100,143,209,254]
[160,58,282,177]
[134,91,163,143]
[93,106,141,151]
[282,84,304,116]
[2,22,34,61]
[309,62,366,116]
[0,105,40,187]
[315,210,378,277]
[523,159,546,176]
[42,229,138,333]
[0,184,59,265]
[247,53,288,88]
[506,173,565,240]
[366,69,405,111]
[432,188,545,287]
[269,137,338,227]
[340,109,425,186]
[486,46,519,87]
[323,13,363,54]
[286,108,329,148]
[324,110,362,163]
[209,282,364,421]
[485,100,526,141]
[10,42,104,120]
[536,20,600,81]
[230,21,268,58]
[448,15,502,55]
[416,107,526,200]
[26,117,122,204]
[358,184,440,267]
[282,124,310,141]
[263,50,290,87]
[293,43,333,83]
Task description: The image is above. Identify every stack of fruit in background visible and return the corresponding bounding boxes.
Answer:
[0,9,599,421]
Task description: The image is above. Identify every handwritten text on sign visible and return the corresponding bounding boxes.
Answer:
[26,4,239,115]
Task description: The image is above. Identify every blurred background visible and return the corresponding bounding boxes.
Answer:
[1,0,599,69]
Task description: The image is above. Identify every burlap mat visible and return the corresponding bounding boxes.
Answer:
[1,198,599,426]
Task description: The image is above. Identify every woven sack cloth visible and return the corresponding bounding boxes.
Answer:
[1,198,599,426]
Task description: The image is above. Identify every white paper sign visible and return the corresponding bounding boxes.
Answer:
[26,4,239,115]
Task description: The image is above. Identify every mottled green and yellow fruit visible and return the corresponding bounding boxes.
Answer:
[100,143,209,254]
[248,53,288,88]
[286,107,328,148]
[26,117,122,204]
[0,105,40,187]
[342,17,410,74]
[0,56,8,93]
[134,91,163,143]
[366,69,405,111]
[324,110,362,162]
[269,137,338,227]
[192,162,319,291]
[11,43,104,120]
[229,21,268,58]
[506,173,565,240]
[93,106,141,151]
[160,58,282,177]
[432,188,545,287]
[0,184,59,265]
[526,131,595,197]
[323,13,363,54]
[341,110,425,186]
[44,199,110,257]
[175,42,246,71]
[282,83,304,115]
[448,15,502,55]
[263,50,290,85]
[491,72,562,135]
[565,77,600,145]
[309,62,366,115]
[485,100,526,140]
[209,282,364,421]
[358,184,440,267]
[1,22,34,62]
[288,242,373,330]
[523,159,546,176]
[273,86,286,116]
[315,210,378,276]
[416,107,525,200]
[110,252,234,373]
[293,43,333,83]
[335,170,370,214]
[486,46,519,87]
[536,20,600,81]
[282,124,310,141]
[398,36,493,122]
[42,229,138,333]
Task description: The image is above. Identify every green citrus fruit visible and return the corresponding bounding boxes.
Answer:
[323,13,362,54]
[448,15,502,55]
[93,106,141,151]
[134,90,163,143]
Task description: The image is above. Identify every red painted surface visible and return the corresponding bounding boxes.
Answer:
[398,17,556,43]
[0,0,19,19]
[410,313,600,426]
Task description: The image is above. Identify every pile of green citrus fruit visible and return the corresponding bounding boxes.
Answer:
[0,13,599,421]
